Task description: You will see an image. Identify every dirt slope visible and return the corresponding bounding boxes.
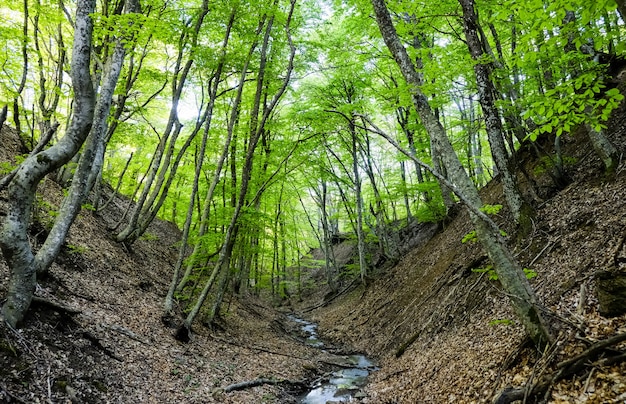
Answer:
[306,91,626,402]
[0,127,329,403]
[2,81,626,404]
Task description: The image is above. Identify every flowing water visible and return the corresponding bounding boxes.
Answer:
[288,315,377,403]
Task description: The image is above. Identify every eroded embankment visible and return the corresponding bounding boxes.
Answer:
[305,119,626,402]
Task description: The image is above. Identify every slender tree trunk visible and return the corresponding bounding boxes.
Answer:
[0,0,96,327]
[174,21,262,294]
[177,0,296,337]
[98,152,133,212]
[350,122,368,284]
[163,7,236,316]
[11,0,29,136]
[316,180,337,292]
[116,1,210,243]
[370,0,553,348]
[458,0,528,223]
[400,160,413,222]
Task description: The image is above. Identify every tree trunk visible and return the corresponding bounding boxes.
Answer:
[350,121,368,284]
[586,123,620,172]
[458,0,528,223]
[36,2,135,274]
[177,0,296,337]
[370,0,553,348]
[0,0,96,327]
[163,6,237,315]
[116,0,210,243]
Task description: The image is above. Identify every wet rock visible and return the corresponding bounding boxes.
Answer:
[596,270,626,317]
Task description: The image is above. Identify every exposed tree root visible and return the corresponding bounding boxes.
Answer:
[31,296,82,315]
[494,332,626,403]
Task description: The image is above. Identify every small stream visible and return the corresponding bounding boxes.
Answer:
[288,315,377,403]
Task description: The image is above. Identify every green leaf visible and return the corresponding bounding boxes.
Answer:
[480,204,503,215]
[489,319,514,326]
[523,268,537,279]
[462,230,478,244]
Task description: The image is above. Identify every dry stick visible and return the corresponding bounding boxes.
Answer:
[0,384,29,404]
[556,331,626,370]
[223,378,304,393]
[528,235,561,267]
[495,332,626,403]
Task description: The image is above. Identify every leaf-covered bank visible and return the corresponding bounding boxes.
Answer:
[302,81,626,403]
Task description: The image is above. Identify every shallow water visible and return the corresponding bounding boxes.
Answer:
[288,315,376,403]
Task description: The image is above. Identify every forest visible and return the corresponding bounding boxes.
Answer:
[1,0,626,402]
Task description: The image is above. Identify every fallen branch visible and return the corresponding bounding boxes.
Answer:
[223,378,304,393]
[494,332,626,403]
[0,383,29,403]
[302,277,361,313]
[100,322,150,344]
[31,296,82,315]
[209,334,311,361]
[556,331,626,372]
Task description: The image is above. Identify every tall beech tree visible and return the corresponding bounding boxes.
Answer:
[458,0,528,224]
[0,1,88,323]
[369,0,553,348]
[177,0,297,338]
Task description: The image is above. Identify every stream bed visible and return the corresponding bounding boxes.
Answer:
[288,315,377,403]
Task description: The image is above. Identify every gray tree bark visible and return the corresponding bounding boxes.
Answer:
[458,0,527,223]
[36,0,139,274]
[370,0,553,348]
[0,0,97,327]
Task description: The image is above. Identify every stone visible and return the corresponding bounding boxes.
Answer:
[596,270,626,317]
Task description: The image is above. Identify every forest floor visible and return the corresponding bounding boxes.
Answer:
[0,125,340,403]
[299,81,626,403]
[1,85,626,403]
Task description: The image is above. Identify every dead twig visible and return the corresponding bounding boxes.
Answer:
[223,378,305,393]
[494,332,626,403]
[529,235,561,267]
[100,322,149,344]
[0,383,29,403]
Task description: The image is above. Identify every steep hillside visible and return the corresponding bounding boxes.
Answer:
[1,84,626,403]
[304,108,626,403]
[0,126,334,403]
[305,85,626,402]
